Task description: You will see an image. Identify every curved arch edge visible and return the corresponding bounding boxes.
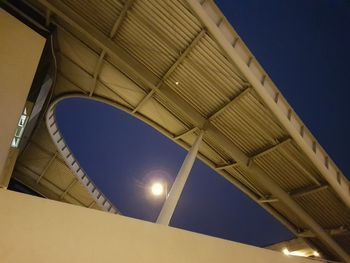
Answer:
[45,95,119,214]
[45,93,303,237]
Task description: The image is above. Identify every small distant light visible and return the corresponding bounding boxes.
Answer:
[313,251,320,257]
[175,81,179,85]
[151,182,164,196]
[282,248,290,255]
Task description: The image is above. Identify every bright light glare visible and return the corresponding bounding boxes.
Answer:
[313,251,320,257]
[290,251,307,257]
[151,182,164,196]
[282,248,290,255]
[283,248,311,258]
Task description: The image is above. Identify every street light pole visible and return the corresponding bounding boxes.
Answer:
[156,130,204,225]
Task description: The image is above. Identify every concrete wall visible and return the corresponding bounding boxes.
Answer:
[0,9,45,175]
[0,189,314,263]
[0,148,18,187]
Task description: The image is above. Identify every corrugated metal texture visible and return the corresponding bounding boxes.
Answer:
[55,17,103,54]
[93,81,132,108]
[138,97,188,135]
[295,188,350,229]
[268,201,309,230]
[114,0,201,78]
[56,30,189,136]
[56,27,99,76]
[254,142,320,193]
[101,56,145,107]
[202,134,235,164]
[211,91,287,156]
[61,0,123,36]
[277,141,323,183]
[56,27,145,107]
[180,132,228,165]
[57,53,92,92]
[55,73,87,96]
[153,92,195,129]
[167,34,247,117]
[226,165,268,198]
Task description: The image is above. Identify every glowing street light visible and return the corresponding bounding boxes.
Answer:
[150,181,168,198]
[151,182,164,196]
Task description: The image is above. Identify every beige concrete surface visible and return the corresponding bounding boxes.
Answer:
[0,189,315,263]
[0,148,18,188]
[0,9,45,175]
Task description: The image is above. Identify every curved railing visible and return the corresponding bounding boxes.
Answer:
[46,97,119,214]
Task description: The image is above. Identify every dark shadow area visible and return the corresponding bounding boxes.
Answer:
[8,178,43,198]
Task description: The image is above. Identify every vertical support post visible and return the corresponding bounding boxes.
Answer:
[0,148,19,188]
[156,130,204,225]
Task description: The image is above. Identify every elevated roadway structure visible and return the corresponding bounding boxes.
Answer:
[3,0,350,261]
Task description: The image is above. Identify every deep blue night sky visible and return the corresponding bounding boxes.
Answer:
[55,0,350,247]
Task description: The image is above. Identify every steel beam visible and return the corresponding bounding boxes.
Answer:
[109,0,134,38]
[88,200,96,208]
[89,0,135,96]
[36,152,58,183]
[208,87,251,121]
[251,138,292,160]
[259,184,329,203]
[250,137,321,186]
[60,178,77,199]
[89,50,106,96]
[290,184,329,199]
[249,136,321,186]
[299,226,350,238]
[29,140,68,166]
[186,0,350,211]
[132,29,206,114]
[174,127,198,140]
[186,2,350,259]
[216,162,237,171]
[57,52,132,107]
[205,124,350,262]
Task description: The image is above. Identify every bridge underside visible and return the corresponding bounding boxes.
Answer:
[3,0,350,261]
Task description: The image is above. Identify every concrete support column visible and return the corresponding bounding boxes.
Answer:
[156,130,204,225]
